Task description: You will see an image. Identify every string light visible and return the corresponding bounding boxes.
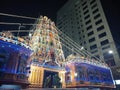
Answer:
[0,12,104,63]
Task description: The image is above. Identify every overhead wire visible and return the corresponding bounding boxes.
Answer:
[0,21,100,61]
[55,26,102,61]
[0,12,37,20]
[0,12,104,62]
[0,22,21,25]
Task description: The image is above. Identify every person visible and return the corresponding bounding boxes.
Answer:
[52,74,61,88]
[44,75,51,88]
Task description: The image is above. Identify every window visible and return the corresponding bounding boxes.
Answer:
[94,13,100,19]
[82,1,87,6]
[99,32,106,38]
[100,39,109,46]
[91,50,98,54]
[57,21,62,26]
[84,41,86,44]
[83,35,85,38]
[95,19,102,25]
[82,30,84,32]
[91,3,97,9]
[78,26,80,29]
[105,59,115,66]
[97,25,104,31]
[76,13,78,15]
[84,14,90,20]
[95,55,100,59]
[76,17,79,20]
[90,0,96,5]
[80,43,82,45]
[84,10,89,15]
[75,4,77,8]
[88,31,94,36]
[103,52,113,60]
[79,37,81,40]
[102,45,110,50]
[83,5,88,11]
[92,8,99,14]
[89,37,95,43]
[90,44,97,50]
[77,21,79,24]
[86,25,92,30]
[85,19,91,25]
[78,32,81,34]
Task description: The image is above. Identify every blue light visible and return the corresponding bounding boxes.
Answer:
[0,39,32,79]
[65,62,114,85]
[8,45,11,47]
[2,45,4,47]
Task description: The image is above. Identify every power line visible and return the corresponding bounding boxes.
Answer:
[55,26,104,62]
[7,30,32,33]
[0,22,21,25]
[0,12,37,20]
[0,13,104,62]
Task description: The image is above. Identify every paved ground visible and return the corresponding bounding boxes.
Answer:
[22,88,100,90]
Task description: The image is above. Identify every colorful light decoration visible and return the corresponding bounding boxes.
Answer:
[65,54,115,88]
[29,16,65,67]
[0,16,115,89]
[0,32,32,89]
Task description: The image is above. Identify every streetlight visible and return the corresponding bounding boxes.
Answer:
[108,50,113,54]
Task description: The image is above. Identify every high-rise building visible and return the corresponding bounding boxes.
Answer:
[56,0,120,67]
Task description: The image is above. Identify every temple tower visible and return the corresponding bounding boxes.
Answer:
[28,16,65,88]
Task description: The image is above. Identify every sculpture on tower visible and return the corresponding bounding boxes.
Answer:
[28,16,65,88]
[29,16,65,67]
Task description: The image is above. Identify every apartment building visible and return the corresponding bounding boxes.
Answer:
[56,0,120,66]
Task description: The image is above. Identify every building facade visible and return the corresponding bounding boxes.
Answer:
[56,0,120,67]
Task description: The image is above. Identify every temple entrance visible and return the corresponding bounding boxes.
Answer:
[43,70,61,88]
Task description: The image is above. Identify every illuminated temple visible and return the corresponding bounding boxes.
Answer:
[28,16,65,88]
[0,16,115,89]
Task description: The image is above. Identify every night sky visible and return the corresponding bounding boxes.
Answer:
[0,0,68,21]
[0,0,68,35]
[100,0,120,47]
[0,0,119,36]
